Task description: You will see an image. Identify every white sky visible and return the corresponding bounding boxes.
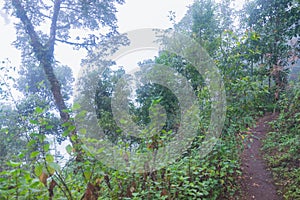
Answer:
[112,0,193,73]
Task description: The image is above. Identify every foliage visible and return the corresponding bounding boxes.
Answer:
[241,0,300,100]
[263,83,300,199]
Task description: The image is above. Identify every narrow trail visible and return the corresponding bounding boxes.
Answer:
[240,113,282,200]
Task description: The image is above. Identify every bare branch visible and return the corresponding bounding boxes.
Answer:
[56,38,95,47]
[47,0,62,54]
[57,23,71,30]
[37,10,52,20]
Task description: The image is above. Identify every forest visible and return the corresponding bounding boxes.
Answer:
[0,0,299,199]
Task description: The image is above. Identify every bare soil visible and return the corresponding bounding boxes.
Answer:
[239,113,282,200]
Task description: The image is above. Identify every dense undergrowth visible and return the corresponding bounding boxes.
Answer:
[0,73,268,199]
[262,82,300,199]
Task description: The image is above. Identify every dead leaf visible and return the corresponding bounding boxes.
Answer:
[161,188,168,196]
[82,183,99,200]
[39,172,48,186]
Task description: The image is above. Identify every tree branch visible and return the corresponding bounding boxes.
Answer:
[56,38,95,47]
[11,0,43,60]
[47,0,62,55]
[37,10,52,20]
[57,23,71,30]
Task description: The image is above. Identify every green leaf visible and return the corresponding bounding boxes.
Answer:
[84,171,92,180]
[34,164,43,177]
[120,118,127,124]
[70,135,77,141]
[18,153,25,159]
[43,143,50,152]
[62,109,71,113]
[35,107,43,114]
[27,139,36,148]
[45,154,54,163]
[68,125,76,132]
[62,121,71,127]
[29,119,38,125]
[7,160,21,167]
[66,144,73,155]
[63,129,70,137]
[45,125,54,130]
[24,172,31,182]
[72,103,81,110]
[30,151,40,159]
[30,179,42,189]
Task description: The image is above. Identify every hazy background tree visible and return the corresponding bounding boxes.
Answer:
[241,0,300,100]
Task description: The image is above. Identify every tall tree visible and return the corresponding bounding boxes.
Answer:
[3,0,125,157]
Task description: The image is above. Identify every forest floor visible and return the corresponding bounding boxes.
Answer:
[239,113,282,200]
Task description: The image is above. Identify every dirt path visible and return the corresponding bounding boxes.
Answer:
[240,113,282,200]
